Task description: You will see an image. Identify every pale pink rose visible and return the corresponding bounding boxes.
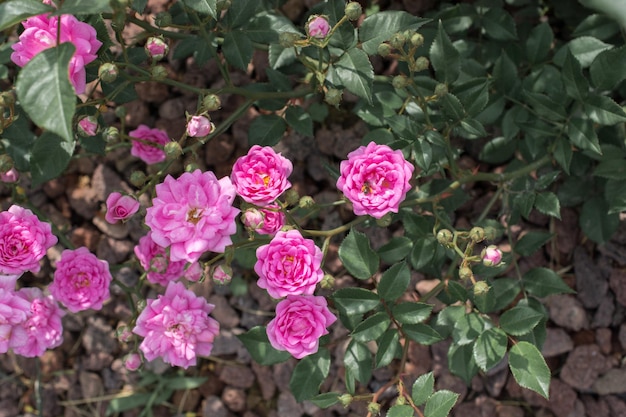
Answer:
[231,145,293,206]
[134,232,202,286]
[145,170,239,263]
[241,208,264,230]
[0,288,31,354]
[254,230,323,299]
[132,281,219,368]
[12,287,64,357]
[128,125,171,165]
[0,205,57,277]
[267,295,336,359]
[186,115,214,137]
[0,168,19,183]
[49,247,112,313]
[145,37,168,60]
[105,192,140,224]
[10,13,101,94]
[482,245,503,266]
[212,264,232,285]
[124,353,142,371]
[336,142,414,219]
[307,15,331,39]
[257,204,286,236]
[78,116,98,136]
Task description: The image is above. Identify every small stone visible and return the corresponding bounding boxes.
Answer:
[560,345,608,391]
[219,365,255,389]
[221,386,246,412]
[596,327,613,355]
[202,396,228,417]
[273,360,296,392]
[609,268,626,307]
[606,395,626,416]
[92,215,130,239]
[574,247,608,308]
[581,394,610,417]
[592,368,626,395]
[548,379,577,417]
[79,371,103,400]
[592,293,615,328]
[542,328,573,357]
[278,392,304,417]
[619,323,626,350]
[96,236,134,264]
[252,362,276,400]
[208,295,240,329]
[211,329,245,356]
[82,317,117,354]
[496,404,524,417]
[547,294,589,331]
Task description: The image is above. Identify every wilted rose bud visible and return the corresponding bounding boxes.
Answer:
[124,353,142,371]
[164,141,182,159]
[0,167,19,183]
[367,402,381,415]
[213,264,233,285]
[145,36,168,60]
[202,94,221,111]
[242,208,264,230]
[306,15,331,39]
[436,229,453,245]
[98,63,118,83]
[325,88,343,106]
[469,227,485,243]
[186,115,215,137]
[377,43,392,57]
[345,2,362,20]
[77,115,98,137]
[339,393,353,407]
[482,245,503,266]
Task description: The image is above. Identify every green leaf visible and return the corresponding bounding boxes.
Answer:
[567,118,602,154]
[479,136,517,164]
[332,288,380,315]
[237,326,291,365]
[284,106,313,137]
[409,236,437,271]
[309,393,341,408]
[436,280,468,305]
[351,312,390,342]
[411,372,434,407]
[553,137,572,174]
[344,340,372,383]
[290,349,331,402]
[404,323,443,345]
[16,43,76,143]
[440,93,465,122]
[0,0,53,31]
[526,22,553,64]
[223,31,253,71]
[223,0,258,28]
[491,278,521,311]
[166,376,207,390]
[493,51,518,94]
[564,36,612,67]
[248,114,286,146]
[590,46,626,90]
[424,390,459,417]
[509,341,551,399]
[430,21,460,84]
[561,50,589,101]
[584,94,626,125]
[459,118,487,138]
[522,91,566,121]
[473,327,507,372]
[580,196,620,244]
[180,0,217,19]
[54,0,112,15]
[514,231,553,256]
[534,192,561,219]
[359,11,430,55]
[377,236,412,264]
[106,393,152,415]
[500,306,544,336]
[392,302,433,325]
[388,405,415,417]
[377,262,410,301]
[338,229,380,280]
[472,283,496,314]
[455,78,491,117]
[448,343,478,385]
[522,267,575,298]
[249,12,300,45]
[573,14,621,40]
[334,48,374,104]
[30,132,75,186]
[375,328,400,368]
[452,312,485,345]
[606,179,626,214]
[482,7,517,41]
[594,158,626,180]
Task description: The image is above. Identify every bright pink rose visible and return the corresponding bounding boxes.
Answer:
[134,232,202,286]
[336,142,414,219]
[0,168,19,183]
[49,247,112,313]
[0,288,31,354]
[254,230,323,299]
[231,145,293,206]
[145,36,168,60]
[241,208,264,230]
[128,125,171,165]
[78,116,98,137]
[257,204,286,236]
[132,281,220,368]
[10,13,101,94]
[145,169,239,263]
[0,205,57,278]
[482,245,503,266]
[124,353,142,371]
[186,115,214,137]
[105,192,140,224]
[307,15,331,39]
[212,264,232,285]
[267,295,336,359]
[12,287,64,357]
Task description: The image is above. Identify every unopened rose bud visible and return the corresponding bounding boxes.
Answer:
[279,32,300,48]
[124,353,142,371]
[434,83,448,97]
[103,126,120,143]
[481,245,503,266]
[325,88,343,106]
[345,2,362,20]
[242,208,264,230]
[116,326,133,343]
[459,266,473,281]
[469,227,485,243]
[410,33,424,47]
[436,229,453,245]
[98,63,119,83]
[77,115,98,137]
[105,192,140,224]
[473,280,490,296]
[298,196,315,209]
[413,56,430,72]
[130,170,147,187]
[484,226,497,241]
[150,65,168,81]
[137,299,146,312]
[145,36,168,61]
[377,43,392,57]
[185,162,200,172]
[396,396,406,406]
[367,402,381,415]
[376,213,393,227]
[154,11,172,27]
[0,154,14,173]
[306,15,331,39]
[114,106,126,118]
[213,264,232,285]
[339,393,352,407]
[186,115,214,137]
[389,32,406,49]
[201,94,221,112]
[392,75,409,89]
[320,273,335,289]
[164,141,182,159]
[283,189,300,206]
[0,167,19,183]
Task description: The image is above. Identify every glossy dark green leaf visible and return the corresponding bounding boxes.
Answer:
[606,179,626,214]
[166,376,207,390]
[452,312,485,345]
[534,192,561,219]
[334,48,374,104]
[573,14,620,40]
[290,349,331,402]
[392,302,433,325]
[248,114,286,146]
[0,0,52,31]
[522,91,566,121]
[522,267,575,298]
[437,280,468,305]
[387,405,415,417]
[223,31,253,70]
[409,236,437,271]
[359,11,430,55]
[473,283,496,314]
[590,46,626,90]
[404,323,443,345]
[237,326,291,365]
[30,132,75,186]
[180,0,217,18]
[482,7,517,41]
[584,94,626,125]
[594,158,626,180]
[479,136,517,164]
[473,327,507,372]
[561,50,589,101]
[567,118,602,155]
[332,288,380,315]
[351,312,390,342]
[378,262,411,301]
[514,231,553,256]
[448,343,479,385]
[309,393,341,408]
[375,328,400,368]
[500,306,544,336]
[526,22,553,64]
[493,51,518,94]
[580,196,620,243]
[411,372,434,407]
[338,228,380,280]
[430,21,460,84]
[377,237,413,264]
[284,106,313,137]
[344,340,372,383]
[563,36,611,67]
[424,390,460,417]
[491,278,521,311]
[509,341,550,399]
[54,0,112,15]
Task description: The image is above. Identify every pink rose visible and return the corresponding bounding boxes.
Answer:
[482,245,503,266]
[254,229,323,299]
[132,281,220,368]
[49,247,112,313]
[231,145,293,206]
[307,15,331,39]
[241,208,264,230]
[0,168,19,183]
[186,115,214,137]
[267,295,336,359]
[10,13,101,95]
[212,264,232,285]
[257,204,286,236]
[105,192,140,224]
[336,142,414,219]
[0,288,31,354]
[134,232,202,286]
[124,353,142,371]
[12,287,64,357]
[128,125,171,165]
[0,205,57,278]
[145,169,239,263]
[78,116,98,137]
[145,36,168,60]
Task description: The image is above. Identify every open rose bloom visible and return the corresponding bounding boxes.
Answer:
[254,229,323,299]
[13,287,64,357]
[231,145,293,206]
[10,13,101,94]
[337,142,414,219]
[0,288,31,353]
[128,125,171,164]
[145,169,239,263]
[133,281,220,368]
[266,295,337,359]
[105,192,140,224]
[49,247,112,313]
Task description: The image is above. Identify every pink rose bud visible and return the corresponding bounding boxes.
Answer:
[0,168,19,183]
[78,115,98,137]
[186,115,215,137]
[242,208,264,230]
[213,264,232,285]
[257,204,286,236]
[128,125,171,165]
[105,192,140,224]
[306,15,331,39]
[145,36,168,60]
[482,245,503,266]
[124,353,142,371]
[116,326,133,343]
